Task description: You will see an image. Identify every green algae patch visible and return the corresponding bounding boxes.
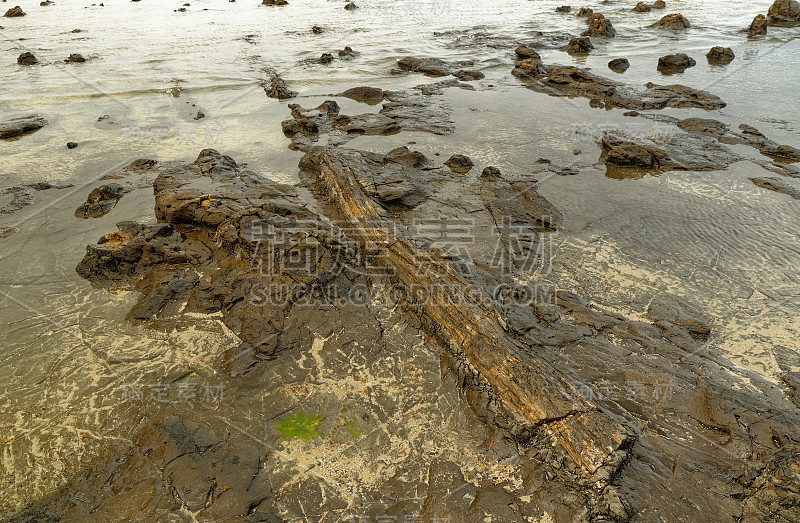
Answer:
[275,412,324,440]
[344,419,363,439]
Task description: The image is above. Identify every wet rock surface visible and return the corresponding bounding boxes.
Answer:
[583,14,616,37]
[565,36,593,54]
[48,144,800,521]
[657,52,696,73]
[16,52,38,65]
[280,90,454,151]
[706,46,735,64]
[74,183,130,218]
[651,13,690,30]
[66,53,86,63]
[523,64,726,111]
[0,115,47,138]
[3,5,24,16]
[748,14,768,37]
[260,70,297,100]
[608,57,629,72]
[768,0,800,24]
[443,154,473,174]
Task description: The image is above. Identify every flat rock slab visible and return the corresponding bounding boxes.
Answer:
[0,115,48,139]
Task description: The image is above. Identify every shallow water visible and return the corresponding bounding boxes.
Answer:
[1,0,800,517]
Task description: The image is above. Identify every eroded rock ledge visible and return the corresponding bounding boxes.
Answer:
[51,146,800,521]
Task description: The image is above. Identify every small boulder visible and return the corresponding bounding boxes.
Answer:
[512,58,546,79]
[444,154,474,174]
[657,53,696,72]
[75,183,130,219]
[261,0,287,5]
[4,5,24,16]
[344,1,357,9]
[768,0,800,24]
[514,45,540,60]
[67,142,78,149]
[706,46,734,65]
[748,14,768,37]
[17,52,38,65]
[566,36,593,54]
[556,5,571,12]
[653,0,666,7]
[632,2,650,12]
[576,7,593,16]
[608,57,630,72]
[584,16,616,37]
[312,25,323,34]
[318,52,334,65]
[337,46,356,58]
[651,13,690,30]
[453,69,484,81]
[66,53,86,63]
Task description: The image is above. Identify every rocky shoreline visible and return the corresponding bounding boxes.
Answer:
[3,0,800,521]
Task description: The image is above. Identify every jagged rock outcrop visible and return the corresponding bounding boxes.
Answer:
[768,0,800,24]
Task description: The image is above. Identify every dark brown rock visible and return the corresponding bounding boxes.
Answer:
[526,65,725,110]
[260,71,297,100]
[576,6,593,16]
[657,53,696,73]
[66,53,86,63]
[453,69,484,81]
[653,0,666,7]
[344,1,357,9]
[749,14,768,37]
[0,115,47,138]
[3,5,24,16]
[397,56,454,77]
[337,86,384,104]
[768,0,800,24]
[750,177,800,198]
[261,0,287,4]
[608,57,629,72]
[651,13,690,29]
[583,15,616,37]
[318,52,333,65]
[337,45,356,58]
[66,141,78,149]
[706,46,734,64]
[632,1,650,12]
[74,183,130,218]
[556,5,571,12]
[565,36,593,54]
[443,154,474,174]
[17,52,38,65]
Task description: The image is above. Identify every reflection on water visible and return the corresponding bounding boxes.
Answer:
[1,0,799,516]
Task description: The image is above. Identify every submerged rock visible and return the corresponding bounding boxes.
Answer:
[260,71,297,100]
[608,57,629,72]
[524,65,725,110]
[66,53,86,63]
[0,115,47,138]
[17,52,38,65]
[768,0,800,24]
[750,177,800,199]
[337,86,384,104]
[337,46,357,58]
[565,36,593,54]
[261,0,287,5]
[576,6,593,16]
[651,13,690,29]
[632,1,650,12]
[3,5,24,16]
[706,46,734,64]
[344,1,357,9]
[318,52,333,65]
[657,53,696,73]
[397,56,454,77]
[556,5,571,12]
[749,14,769,37]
